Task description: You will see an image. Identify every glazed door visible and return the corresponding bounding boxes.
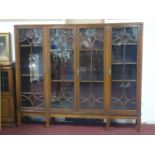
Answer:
[78,26,105,113]
[110,25,140,112]
[17,28,45,110]
[49,27,76,111]
[1,70,9,93]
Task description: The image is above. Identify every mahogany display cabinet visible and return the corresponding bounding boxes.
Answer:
[14,23,143,130]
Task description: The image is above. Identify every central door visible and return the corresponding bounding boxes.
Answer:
[49,25,105,114]
[49,26,76,112]
[77,26,105,113]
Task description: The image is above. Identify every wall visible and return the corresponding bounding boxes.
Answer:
[140,20,155,124]
[0,19,155,124]
[66,19,104,24]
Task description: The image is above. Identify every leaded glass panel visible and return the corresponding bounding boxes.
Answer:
[111,27,139,110]
[50,28,74,109]
[19,28,44,109]
[79,28,104,110]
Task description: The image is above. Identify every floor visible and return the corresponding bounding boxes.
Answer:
[1,122,155,135]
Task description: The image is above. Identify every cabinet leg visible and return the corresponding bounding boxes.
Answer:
[46,121,50,128]
[45,115,50,128]
[17,112,21,127]
[106,119,110,130]
[136,116,141,132]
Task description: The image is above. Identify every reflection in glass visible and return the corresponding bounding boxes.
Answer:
[112,27,138,45]
[19,29,43,45]
[19,28,44,108]
[80,28,104,49]
[50,29,74,81]
[112,45,124,63]
[51,82,74,109]
[125,45,137,62]
[51,50,73,80]
[111,82,136,110]
[80,83,103,109]
[125,65,137,80]
[0,36,6,57]
[112,64,137,80]
[50,29,74,109]
[1,71,8,91]
[80,50,103,80]
[112,45,137,63]
[51,29,74,50]
[112,65,123,80]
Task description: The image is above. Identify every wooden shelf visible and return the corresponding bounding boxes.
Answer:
[21,74,43,77]
[52,80,74,82]
[112,80,137,82]
[80,80,104,83]
[80,49,104,51]
[50,49,73,52]
[21,92,44,94]
[20,44,43,47]
[112,62,137,65]
[112,43,137,46]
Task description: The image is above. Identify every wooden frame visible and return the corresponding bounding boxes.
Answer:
[1,63,15,126]
[14,23,143,131]
[0,33,10,63]
[0,64,1,128]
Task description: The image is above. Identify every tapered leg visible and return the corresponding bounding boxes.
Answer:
[17,112,21,126]
[45,115,50,128]
[136,116,141,132]
[106,119,110,130]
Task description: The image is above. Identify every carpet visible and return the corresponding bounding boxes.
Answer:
[0,123,155,135]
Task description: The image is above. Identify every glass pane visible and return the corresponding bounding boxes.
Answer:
[0,36,7,57]
[125,45,137,62]
[51,50,73,80]
[111,82,136,110]
[50,29,74,80]
[80,51,91,80]
[80,82,104,109]
[112,45,124,63]
[112,64,137,80]
[19,28,44,108]
[1,71,9,91]
[125,64,137,80]
[112,27,138,45]
[80,28,104,49]
[79,28,104,110]
[112,65,123,80]
[19,29,42,45]
[112,45,137,63]
[50,29,73,50]
[126,27,138,43]
[51,82,74,109]
[80,50,103,80]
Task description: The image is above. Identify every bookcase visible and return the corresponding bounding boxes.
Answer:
[1,63,15,126]
[14,23,143,130]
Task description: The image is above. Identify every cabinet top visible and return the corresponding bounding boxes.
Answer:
[0,62,15,67]
[14,22,143,28]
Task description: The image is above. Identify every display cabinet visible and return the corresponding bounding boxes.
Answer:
[14,23,143,130]
[1,63,15,126]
